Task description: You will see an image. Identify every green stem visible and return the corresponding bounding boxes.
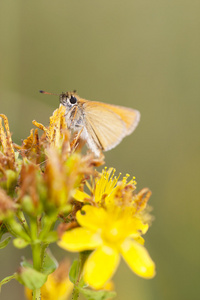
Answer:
[72,251,89,300]
[38,215,56,269]
[30,217,41,300]
[72,286,80,300]
[31,217,41,270]
[32,288,41,300]
[32,242,41,270]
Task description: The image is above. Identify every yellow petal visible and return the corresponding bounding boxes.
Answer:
[76,205,107,231]
[134,236,145,245]
[120,238,155,278]
[83,245,120,289]
[58,228,102,252]
[115,215,149,239]
[72,189,90,202]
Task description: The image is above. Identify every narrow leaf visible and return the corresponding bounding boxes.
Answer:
[0,236,11,249]
[0,223,8,240]
[0,274,16,290]
[69,259,80,284]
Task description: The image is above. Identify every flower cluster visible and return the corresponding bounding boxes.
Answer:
[0,106,155,300]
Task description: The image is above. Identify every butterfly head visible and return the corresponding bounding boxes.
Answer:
[59,91,79,110]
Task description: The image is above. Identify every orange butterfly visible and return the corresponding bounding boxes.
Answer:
[40,91,140,156]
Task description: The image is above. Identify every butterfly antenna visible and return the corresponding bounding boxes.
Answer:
[39,90,59,96]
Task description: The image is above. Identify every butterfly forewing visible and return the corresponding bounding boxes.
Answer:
[92,102,140,135]
[83,101,130,151]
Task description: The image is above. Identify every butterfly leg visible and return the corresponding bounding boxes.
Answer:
[64,106,78,128]
[69,106,78,128]
[70,127,84,150]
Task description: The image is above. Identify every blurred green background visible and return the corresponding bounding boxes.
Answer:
[0,1,200,299]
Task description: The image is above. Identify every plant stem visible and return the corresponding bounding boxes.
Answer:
[32,241,41,270]
[30,217,41,300]
[32,288,41,300]
[72,286,80,300]
[72,251,89,300]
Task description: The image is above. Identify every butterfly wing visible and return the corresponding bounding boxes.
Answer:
[82,101,140,151]
[100,103,140,135]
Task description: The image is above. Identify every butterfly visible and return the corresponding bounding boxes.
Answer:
[40,90,140,157]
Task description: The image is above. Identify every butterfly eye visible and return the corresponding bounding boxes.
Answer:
[69,96,77,104]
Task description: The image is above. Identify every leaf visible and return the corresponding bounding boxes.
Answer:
[0,274,16,290]
[17,267,47,289]
[69,259,80,284]
[0,223,8,240]
[13,238,29,249]
[42,249,58,275]
[80,288,116,300]
[0,236,11,249]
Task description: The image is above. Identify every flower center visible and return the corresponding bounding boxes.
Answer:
[102,225,124,246]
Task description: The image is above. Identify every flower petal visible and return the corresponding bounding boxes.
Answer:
[134,236,145,245]
[115,215,149,238]
[58,228,102,252]
[76,205,107,231]
[120,238,155,278]
[72,189,90,202]
[83,246,120,289]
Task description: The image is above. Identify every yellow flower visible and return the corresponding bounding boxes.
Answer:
[58,205,155,289]
[73,168,136,207]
